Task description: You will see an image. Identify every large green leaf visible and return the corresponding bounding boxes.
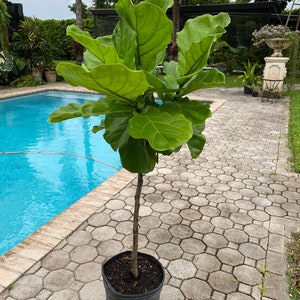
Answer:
[48,102,83,123]
[81,98,135,117]
[67,25,122,65]
[114,0,172,71]
[119,138,158,173]
[187,124,206,158]
[177,68,225,97]
[104,113,132,151]
[128,106,193,151]
[160,98,212,126]
[177,13,231,76]
[56,62,149,102]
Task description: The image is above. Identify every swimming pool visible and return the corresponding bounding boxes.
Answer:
[0,91,122,256]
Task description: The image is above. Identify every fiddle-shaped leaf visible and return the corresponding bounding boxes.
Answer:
[56,62,149,102]
[114,0,172,71]
[187,124,206,158]
[119,138,158,173]
[128,106,193,151]
[177,13,231,76]
[67,25,122,65]
[48,102,82,123]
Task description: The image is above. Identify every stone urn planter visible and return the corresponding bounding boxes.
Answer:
[264,38,291,57]
[45,70,57,83]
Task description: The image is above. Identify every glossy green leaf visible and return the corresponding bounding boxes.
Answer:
[177,13,231,76]
[160,99,212,126]
[67,25,122,65]
[114,0,172,71]
[103,113,132,151]
[187,124,206,158]
[56,62,149,102]
[128,107,193,151]
[119,138,158,173]
[48,102,82,123]
[81,98,135,117]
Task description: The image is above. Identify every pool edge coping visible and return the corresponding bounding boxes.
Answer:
[0,83,226,292]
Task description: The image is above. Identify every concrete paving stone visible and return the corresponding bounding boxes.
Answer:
[266,251,286,276]
[193,253,221,272]
[263,272,287,300]
[200,206,220,217]
[157,243,183,260]
[41,250,70,270]
[281,202,300,214]
[70,245,97,264]
[239,188,259,198]
[148,228,172,244]
[190,220,214,234]
[202,233,228,249]
[79,280,106,300]
[180,238,205,255]
[144,193,164,203]
[208,271,238,294]
[217,248,244,266]
[224,228,248,244]
[211,216,233,229]
[181,278,212,300]
[235,200,256,211]
[217,203,239,214]
[180,209,201,221]
[265,206,287,217]
[233,265,261,286]
[171,180,190,188]
[160,212,182,225]
[115,220,133,235]
[138,206,153,217]
[151,202,172,213]
[168,259,196,279]
[196,185,216,194]
[9,275,43,299]
[160,285,184,300]
[66,231,92,247]
[224,191,243,201]
[43,269,74,292]
[268,233,285,253]
[230,212,253,225]
[105,199,125,210]
[121,234,148,249]
[47,289,79,300]
[227,292,254,300]
[239,243,266,260]
[87,213,110,227]
[170,224,193,239]
[248,210,270,222]
[96,240,123,257]
[91,226,116,242]
[244,224,268,239]
[110,209,132,222]
[206,194,227,204]
[74,262,101,283]
[139,216,161,228]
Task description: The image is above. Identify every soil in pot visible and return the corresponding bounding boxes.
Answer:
[103,251,164,295]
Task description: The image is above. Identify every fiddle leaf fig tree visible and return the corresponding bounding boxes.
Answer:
[49,0,230,281]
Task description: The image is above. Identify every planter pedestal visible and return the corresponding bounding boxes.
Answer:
[262,56,289,97]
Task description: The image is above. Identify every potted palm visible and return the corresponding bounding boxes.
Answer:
[44,61,57,83]
[48,0,230,298]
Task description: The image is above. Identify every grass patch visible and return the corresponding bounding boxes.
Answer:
[288,90,300,173]
[286,231,300,300]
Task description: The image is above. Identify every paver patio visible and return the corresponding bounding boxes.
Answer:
[0,84,299,300]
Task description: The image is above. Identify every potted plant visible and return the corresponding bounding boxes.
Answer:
[252,24,292,57]
[44,61,57,83]
[10,17,51,82]
[48,0,230,298]
[234,60,260,94]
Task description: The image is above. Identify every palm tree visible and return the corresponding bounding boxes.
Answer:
[75,0,84,64]
[0,0,10,51]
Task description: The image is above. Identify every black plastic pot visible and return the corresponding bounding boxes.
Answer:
[102,251,165,300]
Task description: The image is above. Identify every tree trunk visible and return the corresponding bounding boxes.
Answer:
[131,172,143,280]
[171,0,180,61]
[75,0,83,64]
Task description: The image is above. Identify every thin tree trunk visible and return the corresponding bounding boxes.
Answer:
[171,0,180,61]
[75,0,83,64]
[131,172,143,280]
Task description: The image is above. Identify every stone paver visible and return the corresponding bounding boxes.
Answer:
[0,84,299,300]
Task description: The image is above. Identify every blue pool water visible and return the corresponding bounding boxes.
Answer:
[0,91,121,256]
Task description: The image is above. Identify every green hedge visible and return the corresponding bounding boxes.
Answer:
[289,90,300,173]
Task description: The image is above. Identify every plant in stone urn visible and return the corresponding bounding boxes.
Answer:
[48,0,230,298]
[252,24,292,57]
